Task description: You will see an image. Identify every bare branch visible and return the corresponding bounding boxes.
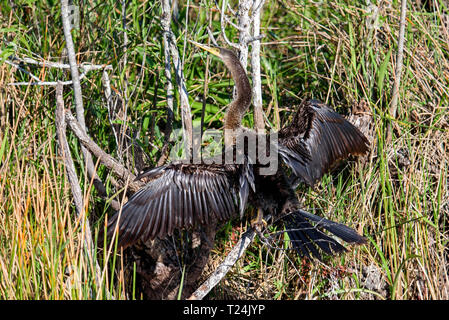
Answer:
[214,0,245,32]
[56,84,84,216]
[160,0,176,165]
[161,0,193,155]
[101,69,122,163]
[246,34,265,44]
[4,59,42,81]
[61,0,86,122]
[227,2,236,16]
[3,54,112,86]
[206,27,220,47]
[60,0,111,203]
[9,72,88,86]
[170,43,193,153]
[188,227,257,300]
[0,48,111,71]
[250,0,266,131]
[217,0,241,49]
[236,0,252,69]
[250,0,266,21]
[386,0,407,143]
[201,13,213,140]
[117,0,130,162]
[64,111,143,193]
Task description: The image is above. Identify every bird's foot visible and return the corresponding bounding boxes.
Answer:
[251,208,267,232]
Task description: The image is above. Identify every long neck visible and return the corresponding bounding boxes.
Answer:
[223,54,252,131]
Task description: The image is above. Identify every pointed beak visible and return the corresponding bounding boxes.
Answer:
[189,40,220,57]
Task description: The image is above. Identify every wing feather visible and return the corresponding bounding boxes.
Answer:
[278,99,369,186]
[106,162,251,248]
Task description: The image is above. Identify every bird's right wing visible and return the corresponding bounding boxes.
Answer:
[106,162,253,248]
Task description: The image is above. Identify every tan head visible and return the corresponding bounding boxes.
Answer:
[189,41,237,66]
[190,40,252,132]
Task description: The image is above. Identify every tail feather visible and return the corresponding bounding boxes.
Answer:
[284,209,366,260]
[297,209,366,244]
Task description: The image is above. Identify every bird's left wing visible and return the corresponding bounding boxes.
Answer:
[278,100,369,186]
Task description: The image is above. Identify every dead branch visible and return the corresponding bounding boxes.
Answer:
[161,0,193,156]
[386,0,407,143]
[188,226,257,300]
[60,0,111,202]
[236,0,252,70]
[4,54,112,86]
[10,72,88,86]
[56,84,84,219]
[64,111,143,193]
[4,59,42,82]
[201,13,213,139]
[116,0,130,163]
[159,0,176,166]
[1,48,111,71]
[250,0,266,131]
[217,0,241,49]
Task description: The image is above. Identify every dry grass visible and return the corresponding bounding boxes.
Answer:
[0,66,127,299]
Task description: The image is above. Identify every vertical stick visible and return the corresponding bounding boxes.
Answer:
[387,0,407,143]
[119,0,129,161]
[201,10,213,139]
[159,0,175,165]
[161,0,193,158]
[60,0,108,197]
[237,0,251,70]
[60,0,84,124]
[251,0,266,131]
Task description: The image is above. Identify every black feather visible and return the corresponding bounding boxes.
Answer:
[278,99,369,187]
[283,208,364,260]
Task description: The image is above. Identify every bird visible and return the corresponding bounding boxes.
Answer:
[105,41,369,260]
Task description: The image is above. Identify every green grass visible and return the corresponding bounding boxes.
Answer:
[0,0,448,299]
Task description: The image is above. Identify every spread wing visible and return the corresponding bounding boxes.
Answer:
[278,99,369,186]
[106,162,254,248]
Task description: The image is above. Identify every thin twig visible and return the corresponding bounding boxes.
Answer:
[4,57,111,86]
[170,42,193,153]
[118,0,129,163]
[214,0,245,32]
[9,72,88,86]
[61,0,86,124]
[206,27,220,47]
[188,226,257,300]
[4,59,42,81]
[386,0,407,143]
[0,49,111,71]
[201,12,213,140]
[217,0,240,49]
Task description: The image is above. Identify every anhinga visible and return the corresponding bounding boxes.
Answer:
[106,42,369,259]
